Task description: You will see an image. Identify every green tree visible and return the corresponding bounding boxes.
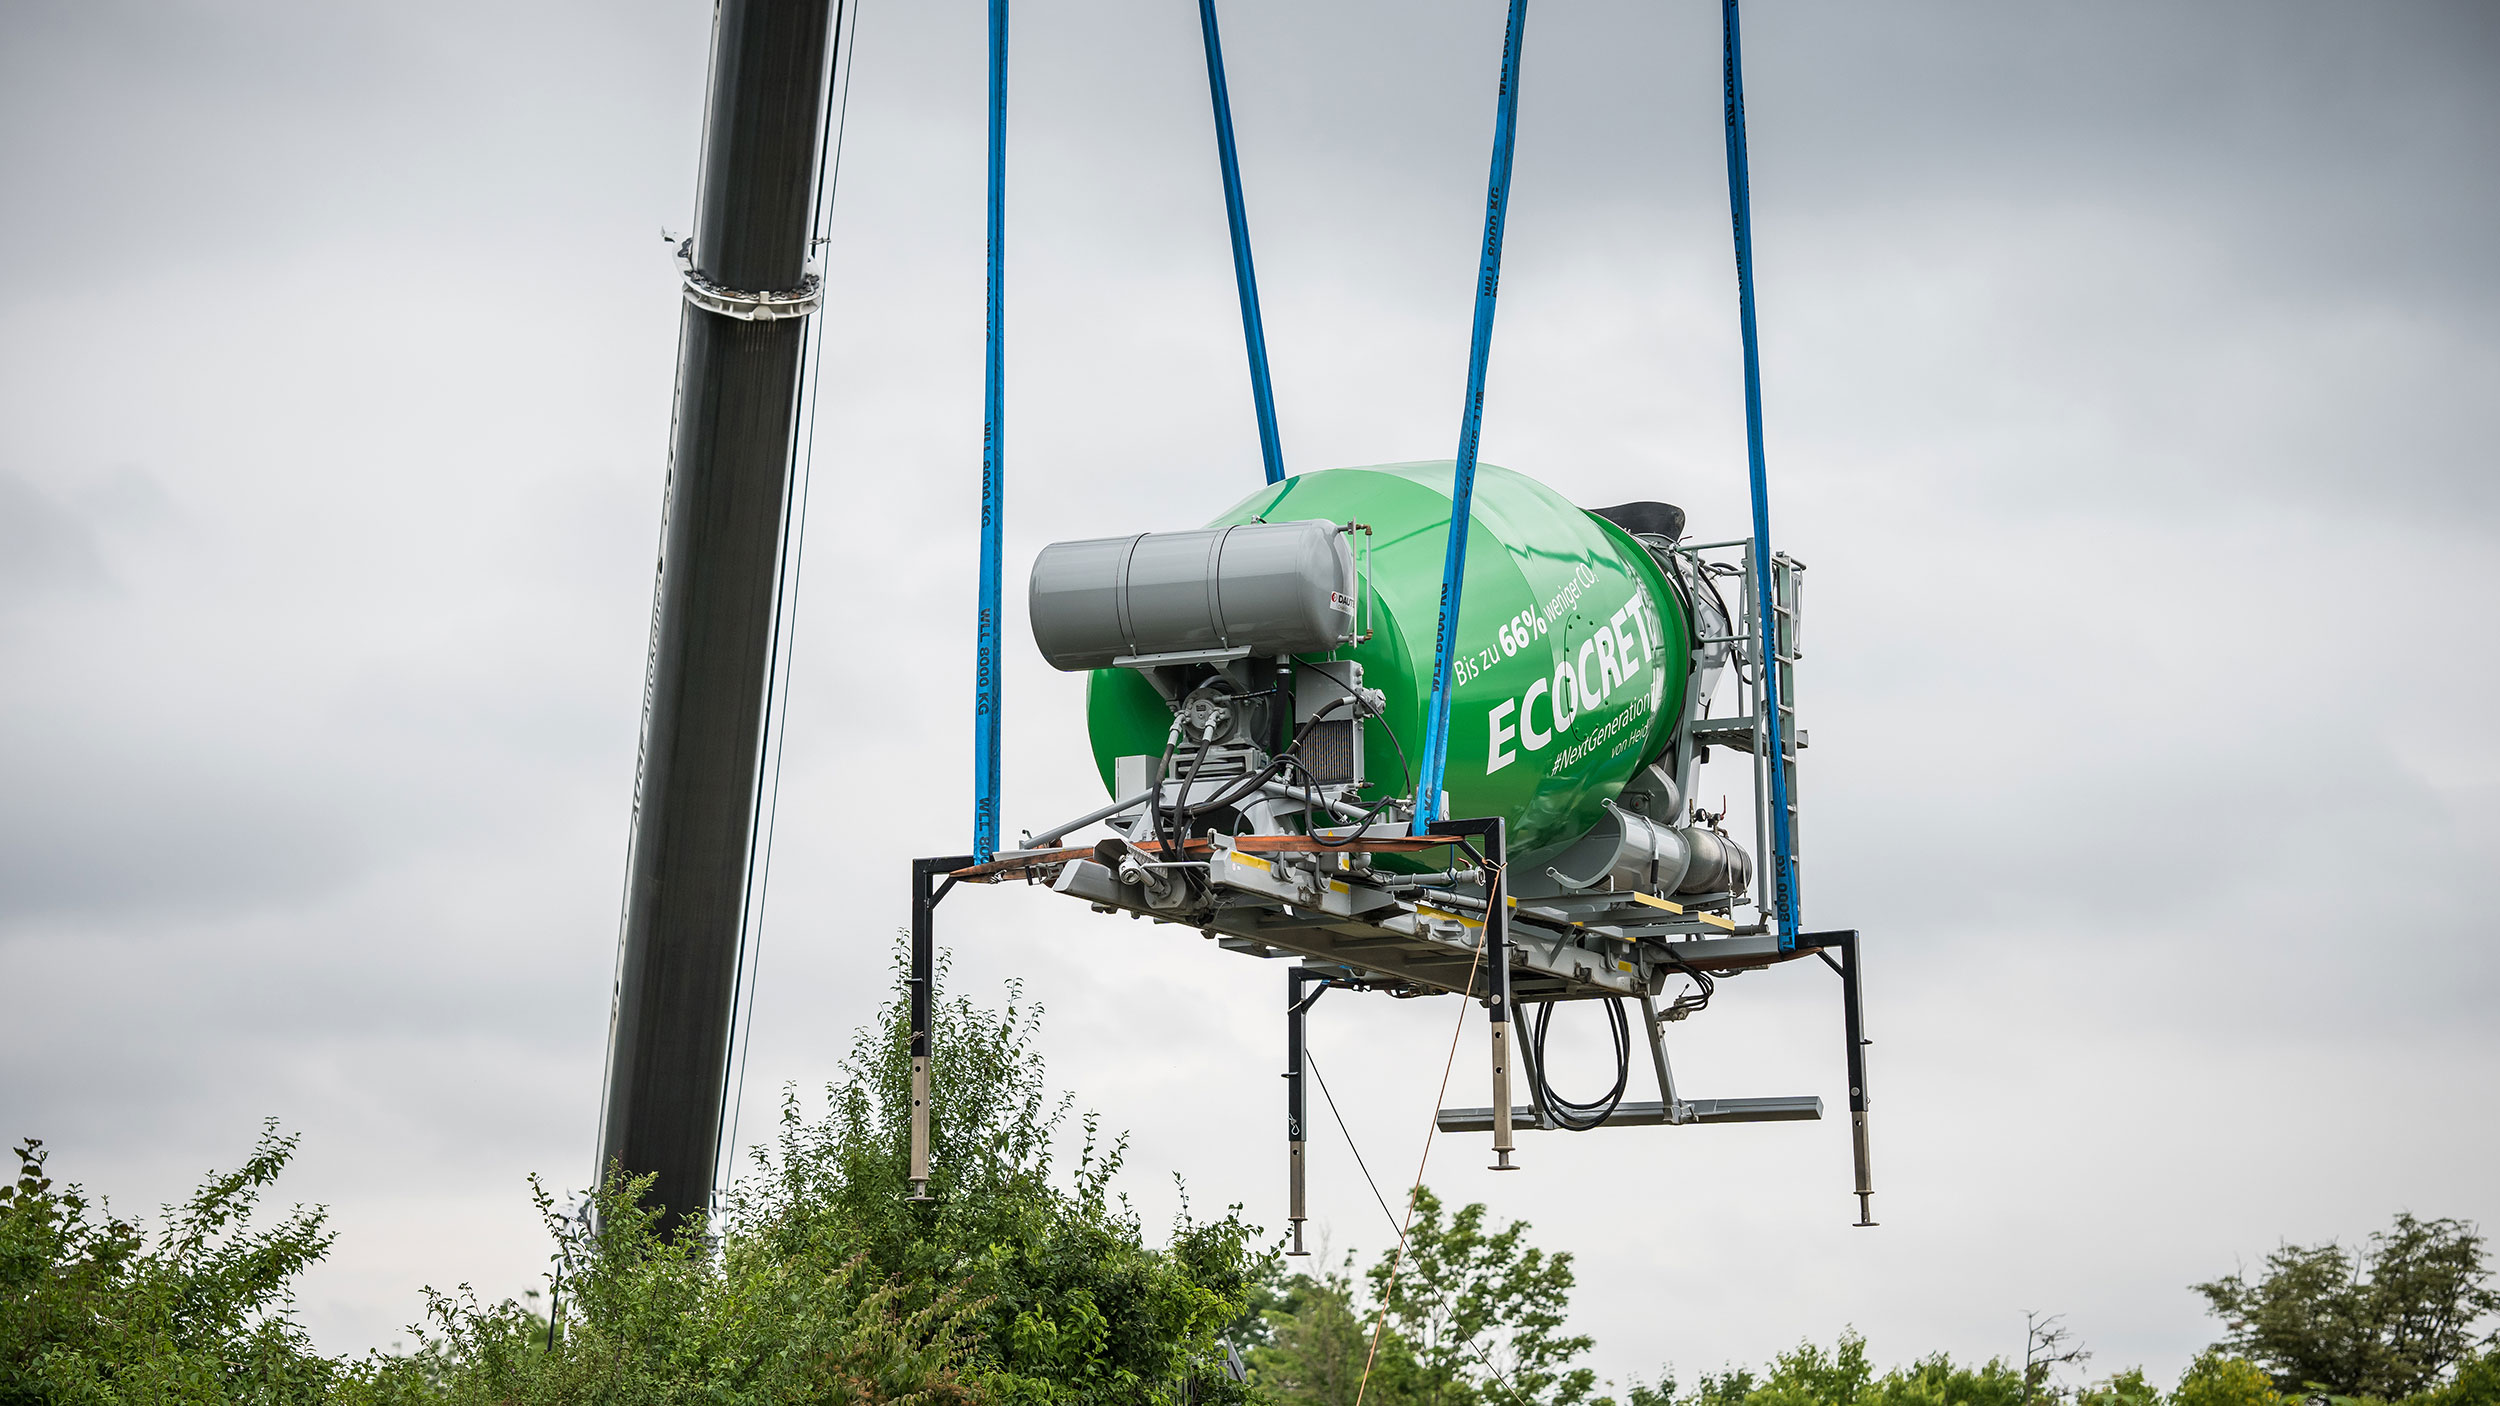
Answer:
[1245,1189,1601,1406]
[0,1123,338,1405]
[1652,1335,2016,1406]
[1862,1352,2026,1406]
[357,942,1267,1405]
[727,945,1267,1402]
[2,939,1267,1405]
[2170,1352,2287,1406]
[2194,1214,2500,1398]
[2071,1367,2161,1406]
[1364,1187,1596,1406]
[1250,1253,1424,1406]
[344,1167,993,1405]
[1679,1366,1761,1406]
[2416,1349,2500,1406]
[1749,1332,1876,1406]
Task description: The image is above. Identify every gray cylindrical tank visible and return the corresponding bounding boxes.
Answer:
[1030,519,1355,670]
[1547,805,1753,898]
[1548,805,1688,893]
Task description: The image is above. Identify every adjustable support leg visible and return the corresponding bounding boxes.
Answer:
[1835,929,1876,1226]
[1419,816,1515,1168]
[908,856,974,1203]
[1478,821,1518,1170]
[1285,969,1327,1255]
[1796,927,1877,1226]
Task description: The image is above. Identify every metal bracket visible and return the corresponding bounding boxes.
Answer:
[681,268,824,322]
[1434,1096,1820,1132]
[1112,645,1254,668]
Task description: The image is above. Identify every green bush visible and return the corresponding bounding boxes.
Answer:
[356,944,1268,1405]
[8,937,2492,1406]
[2169,1353,2286,1406]
[0,1124,337,1405]
[3,943,1267,1405]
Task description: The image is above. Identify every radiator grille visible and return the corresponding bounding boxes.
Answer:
[1299,719,1360,787]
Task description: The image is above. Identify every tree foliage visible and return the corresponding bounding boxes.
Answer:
[4,944,1268,1405]
[1245,1187,1598,1406]
[9,948,2500,1406]
[716,945,1269,1403]
[1364,1187,1598,1406]
[1252,1253,1424,1406]
[2194,1214,2500,1399]
[0,1123,339,1406]
[1603,1331,2037,1406]
[355,943,1268,1405]
[345,1170,994,1405]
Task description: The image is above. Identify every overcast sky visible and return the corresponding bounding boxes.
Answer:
[4,0,2497,1391]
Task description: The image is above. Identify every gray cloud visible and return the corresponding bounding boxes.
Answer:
[0,471,109,602]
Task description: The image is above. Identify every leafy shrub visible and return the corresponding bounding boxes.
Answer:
[0,1124,337,1405]
[351,943,1266,1405]
[2170,1353,2289,1406]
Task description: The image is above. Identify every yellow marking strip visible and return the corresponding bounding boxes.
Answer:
[1228,850,1349,895]
[1628,891,1685,914]
[1695,910,1736,931]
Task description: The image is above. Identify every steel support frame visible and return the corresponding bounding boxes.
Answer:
[1791,927,1875,1225]
[1284,969,1328,1255]
[1416,817,1517,1170]
[908,854,977,1201]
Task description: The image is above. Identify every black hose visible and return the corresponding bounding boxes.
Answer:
[1157,691,1356,832]
[1161,722,1219,852]
[1526,997,1632,1132]
[1149,662,1410,847]
[1659,949,1715,1020]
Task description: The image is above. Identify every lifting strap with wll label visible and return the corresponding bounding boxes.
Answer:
[1413,0,1531,836]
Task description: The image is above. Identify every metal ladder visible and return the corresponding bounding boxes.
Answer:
[1736,542,1806,934]
[1768,551,1804,924]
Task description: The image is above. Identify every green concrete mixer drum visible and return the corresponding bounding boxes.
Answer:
[1072,461,1692,865]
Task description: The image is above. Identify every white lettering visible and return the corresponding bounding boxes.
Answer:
[1594,631,1622,695]
[1576,639,1599,709]
[1487,698,1519,774]
[1552,659,1580,732]
[1610,603,1644,676]
[1520,678,1551,751]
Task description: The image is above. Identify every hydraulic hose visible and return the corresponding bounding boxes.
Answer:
[1526,997,1632,1132]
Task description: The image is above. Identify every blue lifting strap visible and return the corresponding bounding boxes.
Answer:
[973,0,1008,863]
[1197,0,1286,485]
[1721,0,1799,945]
[1413,0,1529,835]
